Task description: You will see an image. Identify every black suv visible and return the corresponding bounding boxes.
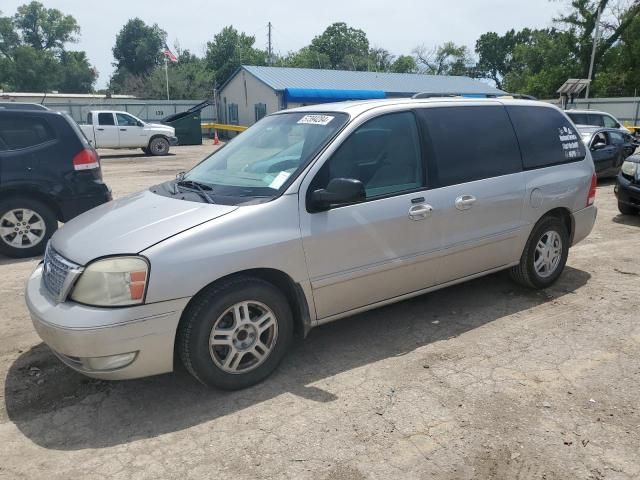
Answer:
[0,109,112,258]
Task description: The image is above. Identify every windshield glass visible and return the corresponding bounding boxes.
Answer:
[184,112,348,198]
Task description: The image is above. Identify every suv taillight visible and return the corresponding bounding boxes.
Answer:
[73,148,100,171]
[587,173,597,206]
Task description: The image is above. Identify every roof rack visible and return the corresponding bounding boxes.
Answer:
[411,92,501,99]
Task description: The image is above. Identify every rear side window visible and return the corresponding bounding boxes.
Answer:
[418,105,521,187]
[567,112,588,125]
[0,116,56,150]
[97,113,115,126]
[506,106,586,169]
[588,114,604,127]
[603,115,618,128]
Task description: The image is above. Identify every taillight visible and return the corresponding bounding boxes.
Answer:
[587,173,597,206]
[72,148,100,171]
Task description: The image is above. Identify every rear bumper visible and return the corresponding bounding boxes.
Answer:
[615,175,640,207]
[571,204,597,246]
[58,185,112,222]
[26,264,190,380]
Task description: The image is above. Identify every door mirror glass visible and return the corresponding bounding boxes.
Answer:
[311,178,365,211]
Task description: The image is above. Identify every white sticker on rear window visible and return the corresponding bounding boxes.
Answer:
[297,114,335,126]
[558,126,580,159]
[268,171,291,189]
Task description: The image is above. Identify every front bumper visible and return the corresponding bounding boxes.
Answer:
[169,136,179,146]
[615,174,640,207]
[26,264,190,380]
[571,204,597,246]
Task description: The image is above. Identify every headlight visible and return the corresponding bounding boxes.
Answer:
[621,160,638,178]
[70,256,149,307]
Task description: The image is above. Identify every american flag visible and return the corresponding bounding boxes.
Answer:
[162,45,178,63]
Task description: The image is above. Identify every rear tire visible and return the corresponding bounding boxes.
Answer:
[0,197,57,258]
[618,201,638,215]
[148,137,170,156]
[177,277,293,390]
[509,215,569,289]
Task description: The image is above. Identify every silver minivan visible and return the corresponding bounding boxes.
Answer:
[25,99,597,389]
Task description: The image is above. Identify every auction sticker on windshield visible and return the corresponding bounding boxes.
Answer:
[297,114,335,126]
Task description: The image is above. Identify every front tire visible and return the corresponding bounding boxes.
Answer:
[618,201,638,215]
[148,137,170,156]
[0,197,57,258]
[177,277,293,390]
[509,215,569,289]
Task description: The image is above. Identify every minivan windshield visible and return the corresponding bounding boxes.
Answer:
[183,112,348,199]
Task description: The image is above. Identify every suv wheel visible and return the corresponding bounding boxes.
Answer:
[618,201,638,215]
[177,277,293,390]
[0,197,57,258]
[509,215,569,289]
[148,137,170,156]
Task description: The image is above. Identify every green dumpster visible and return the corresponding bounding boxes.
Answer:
[161,99,212,146]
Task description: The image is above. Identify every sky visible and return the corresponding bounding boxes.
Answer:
[2,0,566,89]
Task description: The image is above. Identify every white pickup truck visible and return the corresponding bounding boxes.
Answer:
[80,110,178,155]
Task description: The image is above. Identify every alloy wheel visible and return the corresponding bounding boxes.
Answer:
[0,208,46,249]
[534,230,562,278]
[209,301,278,374]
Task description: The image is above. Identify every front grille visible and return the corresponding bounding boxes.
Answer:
[42,244,81,302]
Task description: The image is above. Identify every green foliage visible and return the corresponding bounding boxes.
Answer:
[391,55,417,73]
[414,42,475,76]
[14,1,79,50]
[113,18,166,76]
[309,22,370,70]
[205,26,265,86]
[0,3,95,92]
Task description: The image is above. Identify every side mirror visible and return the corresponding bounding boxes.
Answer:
[137,121,144,127]
[310,178,365,211]
[615,122,621,128]
[591,142,607,151]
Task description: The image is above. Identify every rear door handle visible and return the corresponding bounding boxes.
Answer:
[408,204,433,220]
[455,195,476,210]
[97,128,104,131]
[120,128,127,131]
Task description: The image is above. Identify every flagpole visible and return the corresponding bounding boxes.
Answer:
[164,56,170,101]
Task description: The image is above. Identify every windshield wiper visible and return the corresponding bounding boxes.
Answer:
[175,179,216,204]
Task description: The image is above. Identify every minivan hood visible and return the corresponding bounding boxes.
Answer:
[52,190,237,265]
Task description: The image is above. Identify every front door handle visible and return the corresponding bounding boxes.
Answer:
[455,195,476,210]
[408,204,433,220]
[120,128,127,131]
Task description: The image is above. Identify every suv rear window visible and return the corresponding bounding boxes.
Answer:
[0,116,56,150]
[418,105,522,187]
[506,106,586,169]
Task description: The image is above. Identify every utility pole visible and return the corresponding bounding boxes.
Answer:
[267,22,273,66]
[585,4,603,99]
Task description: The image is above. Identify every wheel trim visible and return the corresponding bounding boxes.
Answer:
[209,301,278,374]
[0,208,46,249]
[152,139,168,153]
[534,230,562,278]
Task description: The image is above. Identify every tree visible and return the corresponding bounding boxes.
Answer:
[113,18,166,76]
[555,0,640,79]
[309,22,370,70]
[475,29,533,89]
[205,26,265,86]
[14,1,79,50]
[391,55,417,73]
[368,47,395,72]
[0,3,95,92]
[281,46,329,68]
[414,42,475,76]
[59,51,96,93]
[502,29,580,97]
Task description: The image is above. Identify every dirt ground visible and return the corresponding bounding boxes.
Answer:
[1,143,639,480]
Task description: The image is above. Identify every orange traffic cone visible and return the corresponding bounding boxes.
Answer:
[213,130,220,145]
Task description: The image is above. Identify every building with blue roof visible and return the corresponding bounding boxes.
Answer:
[217,65,505,127]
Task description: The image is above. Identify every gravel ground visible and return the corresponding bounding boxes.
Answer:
[1,143,639,479]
